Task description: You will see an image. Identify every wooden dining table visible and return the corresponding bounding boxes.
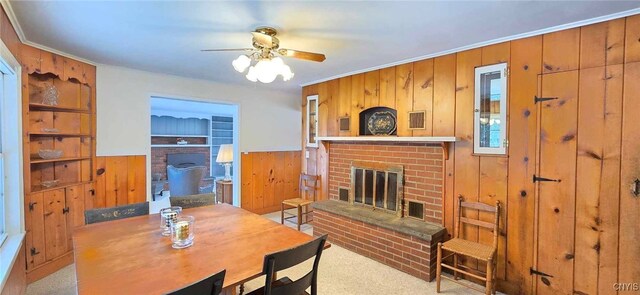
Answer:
[73,204,325,295]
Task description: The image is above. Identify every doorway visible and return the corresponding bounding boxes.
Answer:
[149,96,239,205]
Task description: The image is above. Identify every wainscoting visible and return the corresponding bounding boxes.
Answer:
[94,155,147,208]
[240,151,301,215]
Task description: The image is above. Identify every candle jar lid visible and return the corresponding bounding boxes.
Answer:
[160,206,182,236]
[170,215,195,249]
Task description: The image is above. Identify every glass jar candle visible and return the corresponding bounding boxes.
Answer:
[160,206,182,236]
[171,216,195,249]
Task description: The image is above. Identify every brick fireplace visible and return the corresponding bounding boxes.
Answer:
[151,147,211,181]
[312,140,447,281]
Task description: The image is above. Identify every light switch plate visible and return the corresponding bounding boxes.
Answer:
[305,150,310,159]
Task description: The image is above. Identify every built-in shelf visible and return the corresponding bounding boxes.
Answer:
[30,156,91,164]
[315,136,457,142]
[151,144,211,148]
[31,180,94,194]
[29,132,91,137]
[29,103,91,114]
[151,134,209,138]
[315,136,457,159]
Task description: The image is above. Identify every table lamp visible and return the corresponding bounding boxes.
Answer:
[216,144,233,181]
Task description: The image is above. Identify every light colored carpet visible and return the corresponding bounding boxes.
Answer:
[26,210,488,295]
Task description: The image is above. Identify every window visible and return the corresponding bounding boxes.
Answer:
[474,63,508,155]
[306,95,318,147]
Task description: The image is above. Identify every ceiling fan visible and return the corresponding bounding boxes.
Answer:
[201,27,326,83]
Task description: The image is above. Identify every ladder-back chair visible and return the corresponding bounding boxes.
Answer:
[436,196,500,295]
[281,174,319,231]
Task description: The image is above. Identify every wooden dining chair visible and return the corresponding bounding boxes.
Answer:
[436,196,500,295]
[166,269,226,295]
[84,202,149,225]
[170,193,216,209]
[246,234,328,295]
[281,174,319,231]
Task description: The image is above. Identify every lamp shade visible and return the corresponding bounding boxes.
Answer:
[216,144,233,163]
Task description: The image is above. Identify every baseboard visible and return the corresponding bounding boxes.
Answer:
[26,252,74,284]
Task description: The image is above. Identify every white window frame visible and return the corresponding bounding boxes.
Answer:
[473,63,508,155]
[306,95,319,148]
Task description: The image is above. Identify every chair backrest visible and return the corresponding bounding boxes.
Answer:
[455,196,501,249]
[299,174,319,201]
[170,193,215,209]
[167,165,206,197]
[260,234,328,295]
[166,269,226,295]
[84,202,149,225]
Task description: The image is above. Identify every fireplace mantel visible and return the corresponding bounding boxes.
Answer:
[315,136,457,142]
[315,136,457,159]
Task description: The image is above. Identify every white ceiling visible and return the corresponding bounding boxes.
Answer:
[8,1,640,93]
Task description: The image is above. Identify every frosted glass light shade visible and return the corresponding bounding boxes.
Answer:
[232,55,251,73]
[241,57,295,83]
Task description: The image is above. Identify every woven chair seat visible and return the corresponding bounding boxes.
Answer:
[442,238,495,261]
[282,198,313,207]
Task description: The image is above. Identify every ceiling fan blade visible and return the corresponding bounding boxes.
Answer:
[200,48,253,52]
[278,49,326,62]
[251,32,274,48]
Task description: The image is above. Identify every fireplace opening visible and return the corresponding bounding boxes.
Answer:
[351,161,403,216]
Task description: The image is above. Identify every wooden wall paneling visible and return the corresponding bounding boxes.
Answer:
[481,42,510,65]
[241,152,254,211]
[432,54,457,136]
[619,61,640,287]
[43,188,68,260]
[536,70,579,294]
[478,41,510,281]
[505,36,541,295]
[239,151,302,214]
[574,65,623,295]
[378,67,396,108]
[327,79,340,136]
[364,70,380,109]
[106,156,128,206]
[252,153,265,211]
[94,157,106,208]
[317,142,329,201]
[453,49,482,269]
[624,14,640,63]
[25,192,46,269]
[127,155,146,204]
[306,148,317,176]
[338,76,352,135]
[273,152,286,206]
[350,74,365,136]
[263,152,276,209]
[542,28,580,73]
[317,82,329,137]
[0,7,20,58]
[396,63,414,136]
[412,60,434,136]
[580,19,625,69]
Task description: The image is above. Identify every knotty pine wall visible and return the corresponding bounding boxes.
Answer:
[241,151,302,215]
[302,15,640,294]
[94,155,147,209]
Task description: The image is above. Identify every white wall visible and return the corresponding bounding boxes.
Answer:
[96,65,302,202]
[97,65,301,155]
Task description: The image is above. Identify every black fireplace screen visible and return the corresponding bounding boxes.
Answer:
[351,161,403,216]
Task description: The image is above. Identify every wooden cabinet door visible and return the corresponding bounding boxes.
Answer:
[25,192,46,270]
[43,188,68,261]
[535,71,579,294]
[65,185,85,252]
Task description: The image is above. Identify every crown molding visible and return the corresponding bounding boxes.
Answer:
[300,8,640,87]
[0,0,97,66]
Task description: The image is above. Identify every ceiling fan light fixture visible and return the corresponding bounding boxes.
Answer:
[241,57,295,84]
[232,54,251,73]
